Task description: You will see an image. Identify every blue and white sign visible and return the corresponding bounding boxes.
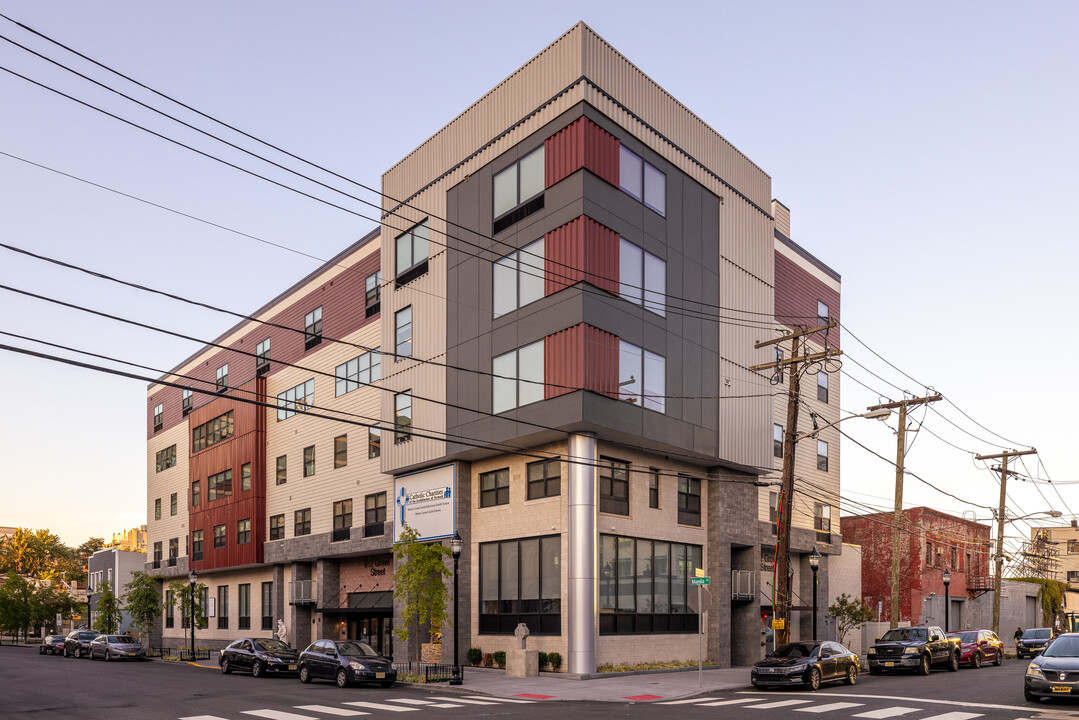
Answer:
[393,463,456,542]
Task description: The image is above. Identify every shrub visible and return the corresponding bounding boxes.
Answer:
[467,647,483,666]
[482,652,494,668]
[493,650,506,668]
[538,651,549,669]
[548,652,562,671]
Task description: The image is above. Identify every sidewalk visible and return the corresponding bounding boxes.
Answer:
[440,664,753,702]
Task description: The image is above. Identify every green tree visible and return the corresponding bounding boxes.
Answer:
[30,581,76,635]
[92,580,124,634]
[0,528,62,577]
[392,525,452,662]
[827,593,875,647]
[124,572,162,646]
[0,572,34,641]
[168,578,207,650]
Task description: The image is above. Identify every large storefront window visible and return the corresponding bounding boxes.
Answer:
[479,535,560,635]
[599,534,701,634]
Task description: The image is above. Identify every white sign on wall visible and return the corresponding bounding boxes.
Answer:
[393,463,456,542]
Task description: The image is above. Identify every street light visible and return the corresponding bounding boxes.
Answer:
[942,568,951,633]
[989,509,1062,636]
[449,531,463,686]
[188,570,197,661]
[809,547,821,642]
[797,407,891,441]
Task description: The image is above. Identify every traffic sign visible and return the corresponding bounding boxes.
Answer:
[772,618,785,630]
[690,576,710,586]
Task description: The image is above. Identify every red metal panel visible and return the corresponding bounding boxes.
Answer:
[544,117,619,188]
[544,324,618,400]
[545,216,619,296]
[583,325,618,399]
[774,251,841,350]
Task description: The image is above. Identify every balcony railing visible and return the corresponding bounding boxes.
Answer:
[289,580,316,606]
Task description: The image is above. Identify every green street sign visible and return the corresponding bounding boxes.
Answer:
[690,576,710,586]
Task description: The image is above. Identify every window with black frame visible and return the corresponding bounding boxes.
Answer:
[599,457,629,515]
[480,468,509,508]
[677,475,701,526]
[598,534,701,634]
[479,535,560,635]
[395,220,430,286]
[492,147,544,234]
[238,584,250,630]
[261,581,273,630]
[526,458,560,500]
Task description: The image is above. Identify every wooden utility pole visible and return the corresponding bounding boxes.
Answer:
[867,395,942,628]
[750,321,839,646]
[975,448,1038,636]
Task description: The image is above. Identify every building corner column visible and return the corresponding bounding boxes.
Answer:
[567,432,597,675]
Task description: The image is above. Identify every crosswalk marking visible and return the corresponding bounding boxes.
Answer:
[853,708,922,719]
[698,698,759,707]
[743,700,814,709]
[341,702,419,713]
[920,714,983,720]
[179,716,228,720]
[658,698,713,705]
[240,711,319,720]
[795,703,867,713]
[384,700,434,705]
[464,696,535,703]
[426,697,498,705]
[293,707,370,717]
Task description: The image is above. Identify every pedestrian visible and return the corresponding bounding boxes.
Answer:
[1014,627,1023,658]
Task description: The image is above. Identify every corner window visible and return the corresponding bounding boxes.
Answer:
[493,238,544,318]
[335,348,381,396]
[493,146,545,233]
[269,514,285,541]
[334,435,347,468]
[814,504,831,543]
[156,444,177,472]
[304,307,323,350]
[395,220,430,285]
[817,372,829,403]
[277,379,314,421]
[303,445,315,477]
[294,508,311,537]
[208,469,232,501]
[256,338,270,376]
[394,391,412,443]
[618,341,665,413]
[237,518,251,545]
[365,271,381,317]
[598,535,701,634]
[216,364,229,393]
[817,440,829,472]
[677,476,701,526]
[213,524,226,549]
[527,458,560,500]
[492,340,544,413]
[599,457,629,516]
[153,403,163,432]
[276,455,287,486]
[241,462,251,492]
[368,427,381,458]
[618,239,666,316]
[480,468,509,508]
[618,145,665,216]
[773,424,784,459]
[182,388,193,416]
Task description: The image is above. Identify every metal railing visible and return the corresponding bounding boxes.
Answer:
[389,661,461,683]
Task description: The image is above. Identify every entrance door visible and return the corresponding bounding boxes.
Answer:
[348,616,393,657]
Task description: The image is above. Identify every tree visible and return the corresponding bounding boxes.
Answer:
[92,580,124,634]
[124,572,162,646]
[828,593,875,647]
[30,581,76,635]
[168,578,207,649]
[392,524,451,662]
[0,572,34,641]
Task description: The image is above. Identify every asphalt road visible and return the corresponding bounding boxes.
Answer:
[5,647,1079,720]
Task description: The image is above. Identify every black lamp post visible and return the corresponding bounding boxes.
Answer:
[188,570,198,661]
[86,591,93,631]
[449,531,463,685]
[809,547,821,642]
[942,567,951,633]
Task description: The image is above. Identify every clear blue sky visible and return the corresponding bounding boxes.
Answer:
[0,1,1075,555]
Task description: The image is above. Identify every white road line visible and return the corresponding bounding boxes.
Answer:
[795,702,867,713]
[180,716,229,720]
[464,696,536,703]
[241,711,319,720]
[293,706,370,717]
[919,714,983,720]
[743,699,815,709]
[427,696,499,705]
[384,700,434,705]
[657,698,715,705]
[852,708,922,719]
[698,698,760,707]
[341,702,419,712]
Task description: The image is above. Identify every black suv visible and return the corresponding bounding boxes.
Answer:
[867,626,959,675]
[1017,627,1054,658]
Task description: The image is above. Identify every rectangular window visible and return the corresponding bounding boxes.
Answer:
[192,411,234,452]
[213,524,226,549]
[598,533,700,634]
[241,462,251,492]
[261,581,273,631]
[334,435,347,468]
[168,537,178,562]
[818,300,830,326]
[277,379,314,421]
[493,147,545,233]
[170,493,177,516]
[773,424,784,459]
[207,469,232,501]
[951,547,957,568]
[492,340,544,413]
[304,306,323,350]
[182,388,193,416]
[817,372,829,403]
[1069,540,1079,554]
[527,458,560,500]
[269,514,285,541]
[394,391,412,443]
[814,503,831,543]
[335,348,381,396]
[395,219,430,285]
[294,508,311,536]
[618,341,665,413]
[216,364,228,393]
[618,145,665,216]
[218,585,229,630]
[480,468,510,508]
[368,427,381,458]
[303,445,315,477]
[154,499,161,521]
[276,455,287,485]
[333,499,352,542]
[649,469,659,509]
[478,534,560,635]
[817,440,829,472]
[493,238,545,318]
[365,271,381,317]
[677,476,701,526]
[238,583,250,630]
[165,590,174,628]
[156,445,177,472]
[769,492,779,535]
[364,492,386,537]
[966,552,971,571]
[153,541,162,568]
[153,403,163,432]
[1070,571,1079,583]
[926,541,934,566]
[599,457,630,516]
[191,480,201,508]
[191,530,203,562]
[236,518,251,545]
[618,238,666,316]
[395,306,412,358]
[256,337,270,376]
[774,347,785,384]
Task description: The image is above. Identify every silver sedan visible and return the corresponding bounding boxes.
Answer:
[88,634,147,661]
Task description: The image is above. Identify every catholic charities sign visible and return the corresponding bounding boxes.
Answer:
[393,463,455,542]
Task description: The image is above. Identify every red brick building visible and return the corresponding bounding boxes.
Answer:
[843,507,991,625]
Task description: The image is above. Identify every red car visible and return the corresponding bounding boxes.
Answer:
[946,629,1003,668]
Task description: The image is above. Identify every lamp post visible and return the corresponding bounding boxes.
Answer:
[942,567,951,633]
[449,531,463,685]
[188,570,197,661]
[809,547,821,642]
[86,591,93,631]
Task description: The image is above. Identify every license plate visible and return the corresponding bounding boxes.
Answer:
[288,664,297,671]
[884,662,895,667]
[375,672,386,679]
[1052,686,1071,693]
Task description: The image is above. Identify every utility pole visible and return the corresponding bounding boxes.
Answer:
[975,448,1037,636]
[867,394,942,628]
[750,320,839,646]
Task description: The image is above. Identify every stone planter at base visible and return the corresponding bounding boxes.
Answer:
[506,648,539,677]
[421,642,442,663]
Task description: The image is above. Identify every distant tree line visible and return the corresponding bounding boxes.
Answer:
[0,527,104,584]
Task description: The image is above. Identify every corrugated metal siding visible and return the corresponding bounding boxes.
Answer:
[545,116,619,188]
[544,323,618,399]
[774,250,841,351]
[544,215,619,296]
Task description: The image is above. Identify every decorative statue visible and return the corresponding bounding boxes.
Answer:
[514,622,530,649]
[277,619,288,643]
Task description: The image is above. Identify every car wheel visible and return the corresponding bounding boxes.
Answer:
[845,665,858,685]
[105,650,111,662]
[948,652,960,672]
[994,650,1003,666]
[918,654,931,675]
[336,668,349,688]
[806,667,821,691]
[252,660,263,678]
[299,664,311,683]
[221,658,231,674]
[972,652,981,669]
[74,646,82,659]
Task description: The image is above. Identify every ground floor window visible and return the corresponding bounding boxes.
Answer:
[599,534,702,634]
[479,535,560,635]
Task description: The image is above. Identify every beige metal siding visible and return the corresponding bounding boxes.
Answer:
[147,423,190,563]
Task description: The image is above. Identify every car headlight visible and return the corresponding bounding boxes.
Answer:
[264,656,281,663]
[903,647,919,654]
[349,661,366,670]
[866,648,876,655]
[1026,663,1045,679]
[786,663,808,673]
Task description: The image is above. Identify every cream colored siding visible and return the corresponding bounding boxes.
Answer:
[146,423,190,563]
[160,566,273,644]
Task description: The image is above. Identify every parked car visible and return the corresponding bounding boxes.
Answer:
[1024,631,1079,701]
[63,630,100,658]
[88,634,147,661]
[298,639,396,688]
[39,635,66,655]
[751,641,860,690]
[947,629,1003,668]
[220,637,299,677]
[1018,628,1055,659]
[867,625,959,675]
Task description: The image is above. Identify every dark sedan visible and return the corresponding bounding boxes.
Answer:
[1019,628,1054,659]
[1025,632,1079,701]
[63,630,100,658]
[89,634,147,661]
[39,635,66,655]
[751,641,860,690]
[298,639,396,688]
[220,638,299,677]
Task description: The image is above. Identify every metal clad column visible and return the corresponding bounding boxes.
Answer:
[568,432,597,674]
